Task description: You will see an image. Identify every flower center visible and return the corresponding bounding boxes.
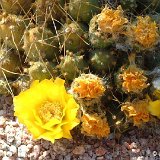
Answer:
[38,101,63,123]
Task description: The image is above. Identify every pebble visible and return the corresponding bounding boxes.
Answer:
[130,142,138,149]
[6,151,13,157]
[0,116,6,125]
[95,147,107,156]
[0,150,4,157]
[6,135,15,143]
[18,145,28,158]
[0,110,5,116]
[9,145,17,154]
[72,146,85,155]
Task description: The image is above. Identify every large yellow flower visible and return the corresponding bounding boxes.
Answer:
[14,78,80,143]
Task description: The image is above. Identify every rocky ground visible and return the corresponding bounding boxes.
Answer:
[0,95,160,160]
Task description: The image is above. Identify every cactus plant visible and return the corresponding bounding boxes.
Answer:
[23,26,59,61]
[68,0,100,23]
[60,22,89,52]
[89,49,117,74]
[33,0,65,23]
[58,51,88,81]
[27,61,58,81]
[89,6,128,48]
[0,13,29,50]
[0,0,33,15]
[0,48,21,79]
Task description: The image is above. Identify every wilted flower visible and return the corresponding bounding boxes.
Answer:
[14,78,80,143]
[119,65,148,93]
[97,6,128,35]
[121,99,150,126]
[130,16,159,48]
[71,74,105,100]
[81,113,110,138]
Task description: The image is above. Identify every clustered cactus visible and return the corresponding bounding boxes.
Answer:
[1,0,160,142]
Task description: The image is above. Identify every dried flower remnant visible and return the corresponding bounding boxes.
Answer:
[81,113,110,138]
[71,74,105,100]
[130,16,159,48]
[14,78,80,143]
[119,65,148,93]
[97,6,128,35]
[121,99,150,126]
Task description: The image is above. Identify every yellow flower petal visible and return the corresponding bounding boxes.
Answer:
[148,100,160,118]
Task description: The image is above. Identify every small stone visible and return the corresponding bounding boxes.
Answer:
[6,151,13,157]
[18,145,28,158]
[97,156,105,160]
[146,148,151,155]
[15,139,22,147]
[0,116,6,125]
[130,142,138,149]
[0,150,4,157]
[72,146,85,155]
[7,135,15,143]
[0,110,5,116]
[2,157,10,160]
[10,145,17,154]
[64,154,71,160]
[0,128,5,136]
[124,142,131,150]
[42,150,50,157]
[95,147,107,156]
[27,144,33,150]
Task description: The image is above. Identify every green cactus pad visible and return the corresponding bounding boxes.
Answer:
[23,26,59,61]
[68,0,100,23]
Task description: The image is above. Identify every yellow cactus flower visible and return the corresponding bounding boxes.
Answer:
[147,92,160,119]
[119,65,148,93]
[97,6,128,34]
[121,99,150,126]
[14,78,80,143]
[81,113,110,138]
[131,16,159,48]
[71,74,105,99]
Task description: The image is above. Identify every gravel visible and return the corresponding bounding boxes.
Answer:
[0,95,160,160]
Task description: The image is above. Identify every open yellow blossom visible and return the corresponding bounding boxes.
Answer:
[81,113,110,138]
[97,6,128,34]
[131,16,159,48]
[121,99,150,126]
[14,78,80,143]
[119,65,148,93]
[147,91,160,118]
[71,74,105,99]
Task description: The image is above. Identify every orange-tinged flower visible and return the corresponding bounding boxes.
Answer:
[71,74,105,99]
[81,113,110,138]
[14,78,80,143]
[121,99,150,126]
[131,16,159,48]
[97,6,128,34]
[119,65,148,93]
